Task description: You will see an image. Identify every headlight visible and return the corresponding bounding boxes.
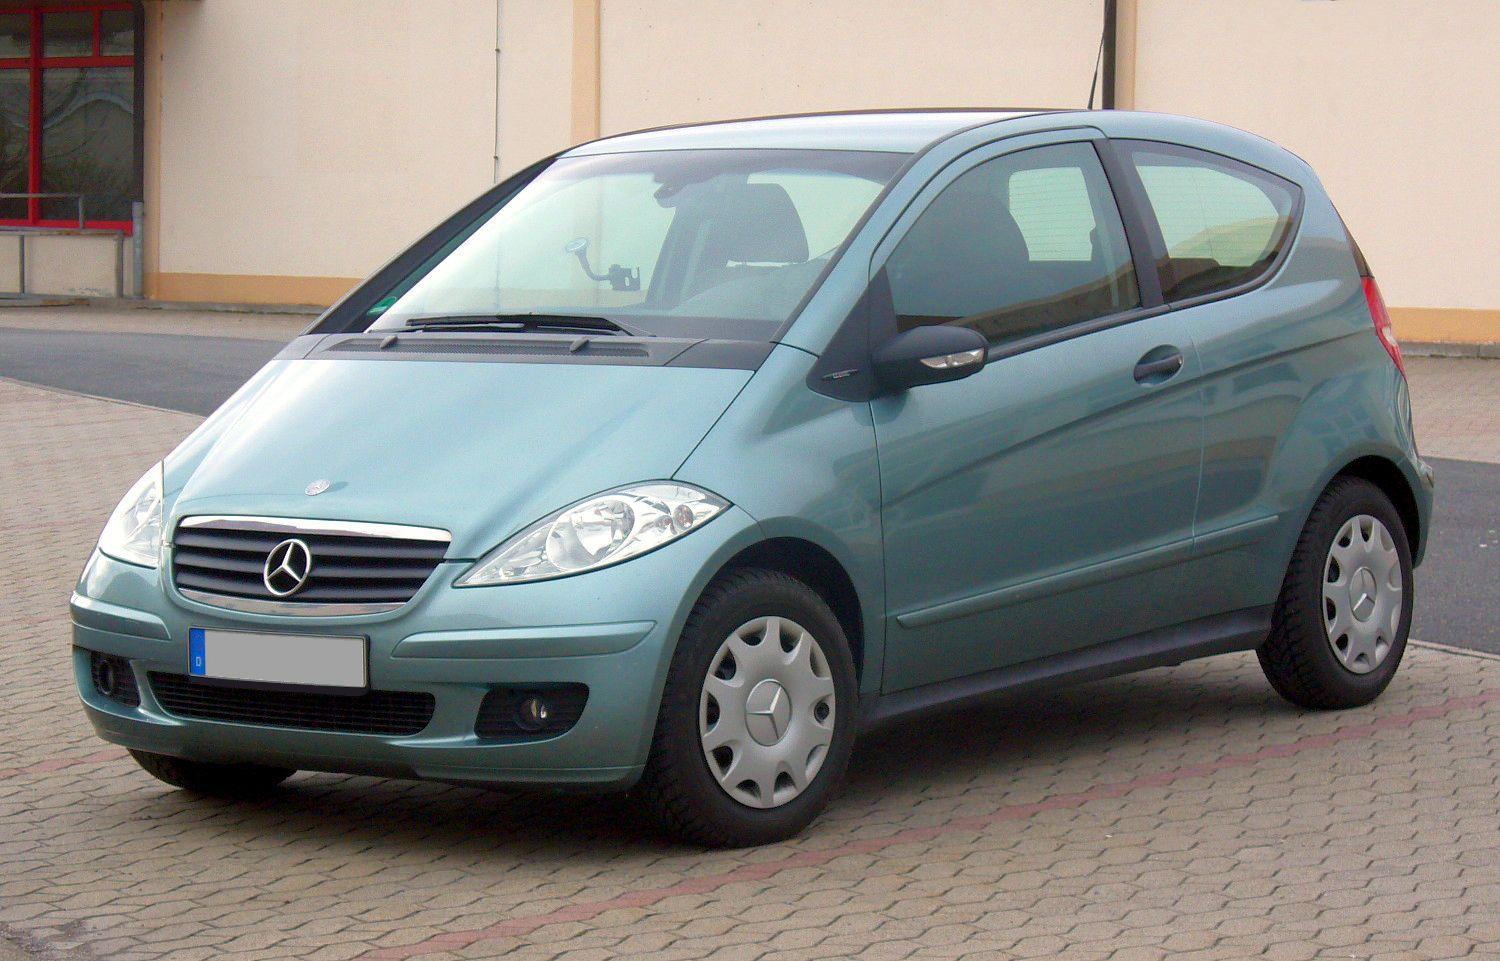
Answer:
[456,482,727,586]
[98,463,165,568]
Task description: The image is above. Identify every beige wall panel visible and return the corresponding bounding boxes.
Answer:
[598,0,1102,135]
[0,235,20,294]
[155,0,498,282]
[23,235,127,297]
[1133,0,1500,326]
[497,0,576,175]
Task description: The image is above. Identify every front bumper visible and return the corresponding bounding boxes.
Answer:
[72,506,762,790]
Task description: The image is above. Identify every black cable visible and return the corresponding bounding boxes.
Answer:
[1087,6,1106,109]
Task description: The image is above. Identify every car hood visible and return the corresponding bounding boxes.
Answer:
[165,355,752,558]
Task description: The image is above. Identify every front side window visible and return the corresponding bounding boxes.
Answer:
[883,141,1139,348]
[370,149,906,341]
[1124,142,1299,302]
[0,4,138,229]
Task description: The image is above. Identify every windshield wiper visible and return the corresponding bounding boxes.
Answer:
[395,313,649,337]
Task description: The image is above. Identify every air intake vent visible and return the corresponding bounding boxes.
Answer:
[88,651,140,708]
[149,673,435,736]
[172,517,450,614]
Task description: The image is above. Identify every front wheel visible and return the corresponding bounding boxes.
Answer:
[1259,477,1414,709]
[637,568,858,847]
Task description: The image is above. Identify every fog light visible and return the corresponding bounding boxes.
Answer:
[475,684,587,739]
[516,695,551,732]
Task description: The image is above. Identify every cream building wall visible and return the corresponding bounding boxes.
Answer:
[129,0,1498,343]
[144,0,1101,306]
[1128,0,1500,343]
[499,0,1102,173]
[143,0,500,304]
[595,0,1100,143]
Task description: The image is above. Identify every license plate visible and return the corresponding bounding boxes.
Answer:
[188,628,366,689]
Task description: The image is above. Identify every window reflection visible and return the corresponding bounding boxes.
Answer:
[100,10,132,56]
[42,11,92,58]
[0,72,27,220]
[42,67,135,222]
[0,13,29,58]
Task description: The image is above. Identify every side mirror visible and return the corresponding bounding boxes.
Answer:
[872,325,988,392]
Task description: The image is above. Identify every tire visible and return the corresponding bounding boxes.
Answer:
[1258,476,1413,710]
[129,749,294,797]
[637,568,859,847]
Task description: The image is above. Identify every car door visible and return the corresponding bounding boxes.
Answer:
[1107,140,1308,620]
[871,134,1206,693]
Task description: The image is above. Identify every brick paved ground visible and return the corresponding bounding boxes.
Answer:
[3,375,1500,961]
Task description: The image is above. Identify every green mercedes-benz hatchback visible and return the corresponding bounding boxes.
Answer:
[74,109,1432,846]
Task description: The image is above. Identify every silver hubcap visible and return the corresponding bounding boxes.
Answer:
[699,616,836,809]
[1323,514,1402,674]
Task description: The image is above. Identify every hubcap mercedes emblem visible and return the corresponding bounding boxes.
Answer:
[263,538,314,597]
[305,479,331,496]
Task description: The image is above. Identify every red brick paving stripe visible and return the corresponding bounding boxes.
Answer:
[356,688,1500,961]
[0,747,127,781]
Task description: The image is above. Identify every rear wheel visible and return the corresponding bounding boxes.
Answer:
[1259,477,1413,709]
[129,749,294,797]
[637,568,858,847]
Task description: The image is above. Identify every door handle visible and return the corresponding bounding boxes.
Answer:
[1133,347,1185,384]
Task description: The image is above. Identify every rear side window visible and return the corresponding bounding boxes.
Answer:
[1123,142,1299,303]
[884,141,1139,348]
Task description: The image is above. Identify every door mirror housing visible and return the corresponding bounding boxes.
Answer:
[873,325,988,392]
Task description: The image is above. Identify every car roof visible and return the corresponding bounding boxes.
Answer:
[563,109,1063,155]
[561,109,1315,192]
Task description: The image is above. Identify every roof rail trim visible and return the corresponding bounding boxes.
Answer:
[575,106,1074,150]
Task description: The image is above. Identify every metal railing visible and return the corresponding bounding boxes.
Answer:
[1,191,89,228]
[0,194,140,298]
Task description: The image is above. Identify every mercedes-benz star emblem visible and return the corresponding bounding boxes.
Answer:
[305,479,331,496]
[263,538,314,597]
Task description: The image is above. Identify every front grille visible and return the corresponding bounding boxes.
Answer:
[475,684,589,740]
[88,651,140,707]
[172,518,449,610]
[149,673,435,736]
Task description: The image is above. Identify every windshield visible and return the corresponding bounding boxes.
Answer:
[368,148,908,340]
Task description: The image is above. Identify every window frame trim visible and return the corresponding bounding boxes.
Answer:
[0,1,139,232]
[1103,138,1306,314]
[866,132,1159,365]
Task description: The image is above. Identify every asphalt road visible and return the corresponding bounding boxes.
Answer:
[3,325,1496,654]
[0,326,283,415]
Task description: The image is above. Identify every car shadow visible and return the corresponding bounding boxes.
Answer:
[108,657,1291,862]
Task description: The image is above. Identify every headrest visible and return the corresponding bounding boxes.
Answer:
[705,182,809,264]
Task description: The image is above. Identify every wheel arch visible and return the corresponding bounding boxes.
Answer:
[1329,454,1424,561]
[709,537,867,686]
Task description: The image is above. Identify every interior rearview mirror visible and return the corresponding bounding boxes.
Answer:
[873,325,988,392]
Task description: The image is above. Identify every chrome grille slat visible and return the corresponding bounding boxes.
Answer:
[171,516,450,615]
[175,531,448,560]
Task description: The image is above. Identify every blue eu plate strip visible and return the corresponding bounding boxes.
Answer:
[189,628,206,676]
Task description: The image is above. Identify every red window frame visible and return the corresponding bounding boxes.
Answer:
[0,2,136,233]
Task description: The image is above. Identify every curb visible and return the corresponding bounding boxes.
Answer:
[0,295,322,317]
[1411,639,1500,661]
[1403,340,1500,359]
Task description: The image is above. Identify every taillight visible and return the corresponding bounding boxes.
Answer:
[1362,276,1404,376]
